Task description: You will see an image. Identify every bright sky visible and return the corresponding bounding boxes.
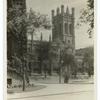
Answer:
[26,0,94,49]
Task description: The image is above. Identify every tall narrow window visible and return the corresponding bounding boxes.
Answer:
[59,24,62,34]
[65,23,68,34]
[69,24,72,35]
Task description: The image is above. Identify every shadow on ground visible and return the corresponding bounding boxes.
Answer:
[7,85,46,94]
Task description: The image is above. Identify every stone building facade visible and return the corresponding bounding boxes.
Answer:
[27,34,52,74]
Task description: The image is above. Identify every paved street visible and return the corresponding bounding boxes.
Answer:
[7,83,94,100]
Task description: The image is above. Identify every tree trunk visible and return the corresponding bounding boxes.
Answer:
[39,61,42,74]
[64,74,69,83]
[59,67,62,83]
[64,65,70,83]
[49,61,53,76]
[44,65,47,78]
[22,73,25,91]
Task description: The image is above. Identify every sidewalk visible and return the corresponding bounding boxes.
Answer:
[7,83,94,100]
[7,84,46,94]
[7,76,93,93]
[7,75,94,100]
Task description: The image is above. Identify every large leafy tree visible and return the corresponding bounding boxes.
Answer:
[83,46,94,77]
[7,7,51,56]
[62,52,76,83]
[49,39,76,83]
[77,0,94,37]
[7,7,51,90]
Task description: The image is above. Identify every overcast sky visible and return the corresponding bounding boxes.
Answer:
[26,0,94,49]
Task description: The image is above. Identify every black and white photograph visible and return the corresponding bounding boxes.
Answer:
[7,0,95,100]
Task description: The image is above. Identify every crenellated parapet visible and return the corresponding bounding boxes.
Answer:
[51,5,75,18]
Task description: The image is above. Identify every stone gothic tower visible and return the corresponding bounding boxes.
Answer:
[51,5,75,49]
